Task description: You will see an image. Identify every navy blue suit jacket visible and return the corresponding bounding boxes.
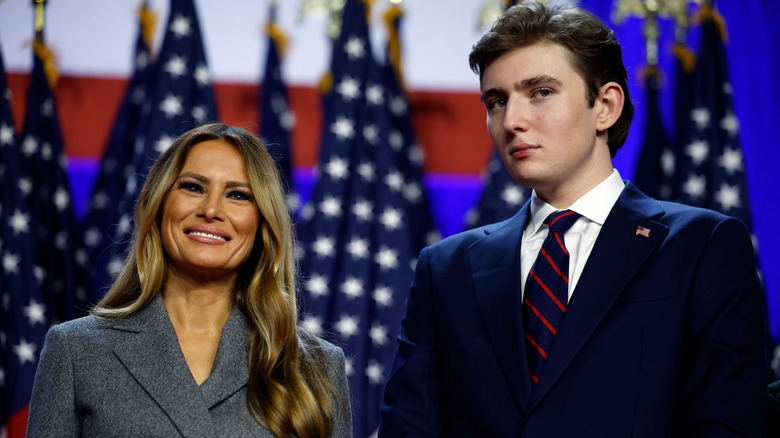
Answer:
[380,182,766,437]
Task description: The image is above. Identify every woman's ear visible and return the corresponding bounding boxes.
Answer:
[594,81,624,132]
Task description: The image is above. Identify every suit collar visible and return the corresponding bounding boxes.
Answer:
[529,181,669,407]
[109,295,250,435]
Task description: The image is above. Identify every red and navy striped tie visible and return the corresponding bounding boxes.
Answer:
[522,209,580,385]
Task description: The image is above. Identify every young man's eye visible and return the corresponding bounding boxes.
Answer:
[533,88,554,98]
[487,98,507,110]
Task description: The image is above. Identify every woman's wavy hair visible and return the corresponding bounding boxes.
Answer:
[469,0,634,157]
[92,122,344,437]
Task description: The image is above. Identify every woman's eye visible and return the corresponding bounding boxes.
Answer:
[178,182,202,193]
[228,191,253,201]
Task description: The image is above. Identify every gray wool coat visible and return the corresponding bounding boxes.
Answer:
[25,295,352,437]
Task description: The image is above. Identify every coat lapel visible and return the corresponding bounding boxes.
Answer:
[469,205,533,414]
[198,307,250,409]
[110,296,217,437]
[529,182,669,408]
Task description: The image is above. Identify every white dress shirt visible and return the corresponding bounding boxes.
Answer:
[520,169,625,302]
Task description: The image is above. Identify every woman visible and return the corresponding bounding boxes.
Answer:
[26,123,352,437]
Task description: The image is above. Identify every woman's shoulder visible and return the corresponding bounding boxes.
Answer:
[298,329,345,362]
[46,313,116,341]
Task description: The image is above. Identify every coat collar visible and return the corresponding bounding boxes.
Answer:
[468,182,669,415]
[109,295,250,436]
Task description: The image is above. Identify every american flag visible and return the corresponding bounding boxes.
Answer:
[466,148,531,229]
[0,37,51,438]
[99,0,218,282]
[17,40,90,324]
[381,4,439,252]
[297,1,431,435]
[81,1,156,301]
[671,8,753,229]
[632,67,675,200]
[258,9,297,211]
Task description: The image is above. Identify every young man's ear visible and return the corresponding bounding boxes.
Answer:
[594,82,624,132]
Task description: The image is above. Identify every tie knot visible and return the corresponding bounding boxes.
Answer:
[547,210,579,234]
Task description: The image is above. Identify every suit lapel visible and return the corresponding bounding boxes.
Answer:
[198,307,250,408]
[111,296,217,437]
[529,182,669,408]
[469,205,533,414]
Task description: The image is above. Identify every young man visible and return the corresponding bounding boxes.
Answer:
[379,1,766,436]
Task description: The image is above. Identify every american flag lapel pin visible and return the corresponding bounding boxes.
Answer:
[635,225,651,238]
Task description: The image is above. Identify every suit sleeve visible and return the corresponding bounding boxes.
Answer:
[678,217,767,437]
[379,247,442,437]
[26,324,80,437]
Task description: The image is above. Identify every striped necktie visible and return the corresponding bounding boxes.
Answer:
[522,209,580,385]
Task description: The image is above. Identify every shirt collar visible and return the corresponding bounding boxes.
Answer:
[527,169,625,237]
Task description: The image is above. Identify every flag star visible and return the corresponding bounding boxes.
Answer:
[154,134,175,154]
[365,360,385,385]
[714,183,741,211]
[682,174,707,199]
[365,84,384,105]
[685,140,709,166]
[389,131,403,151]
[375,246,399,270]
[194,64,210,86]
[357,162,376,182]
[501,184,525,206]
[363,124,379,145]
[3,252,20,275]
[385,171,403,192]
[337,77,361,100]
[164,55,188,79]
[107,256,124,276]
[40,98,54,117]
[34,265,45,285]
[345,355,355,377]
[53,187,70,211]
[54,230,68,251]
[92,190,110,209]
[0,124,14,145]
[344,36,365,60]
[719,111,739,137]
[21,135,38,157]
[369,323,389,346]
[13,339,37,365]
[380,208,403,231]
[661,149,676,177]
[340,276,364,299]
[346,237,370,260]
[320,196,343,218]
[312,236,336,258]
[191,105,208,122]
[352,199,374,222]
[300,314,323,335]
[170,14,192,38]
[160,94,184,118]
[23,300,46,326]
[8,209,30,235]
[690,107,710,130]
[390,95,407,116]
[404,182,423,203]
[331,117,355,141]
[18,177,33,196]
[717,148,743,175]
[373,286,393,307]
[136,50,150,69]
[0,367,4,387]
[334,314,360,339]
[117,213,133,236]
[408,144,425,165]
[325,157,349,180]
[41,142,53,161]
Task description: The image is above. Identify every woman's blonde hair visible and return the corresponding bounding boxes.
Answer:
[93,123,342,437]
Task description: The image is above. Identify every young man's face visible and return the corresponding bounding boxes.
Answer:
[480,42,614,205]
